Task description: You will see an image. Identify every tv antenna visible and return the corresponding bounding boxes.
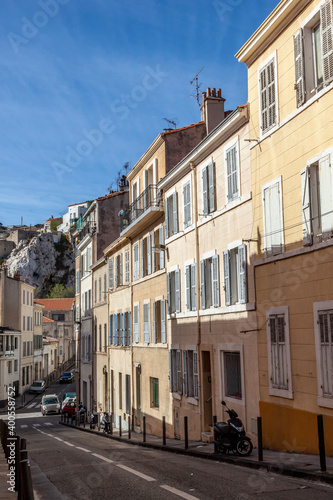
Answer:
[190,67,204,108]
[163,117,177,129]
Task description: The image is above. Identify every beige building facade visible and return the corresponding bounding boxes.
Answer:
[236,0,333,454]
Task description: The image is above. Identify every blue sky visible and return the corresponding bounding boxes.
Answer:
[1,0,280,227]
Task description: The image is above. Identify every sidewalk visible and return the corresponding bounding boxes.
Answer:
[60,419,333,486]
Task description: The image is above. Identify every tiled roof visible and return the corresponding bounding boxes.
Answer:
[161,121,204,135]
[43,316,55,323]
[35,298,74,311]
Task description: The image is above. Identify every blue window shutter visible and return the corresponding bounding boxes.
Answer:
[161,300,166,343]
[112,314,116,345]
[169,350,172,392]
[238,244,247,304]
[128,311,131,346]
[115,314,119,346]
[120,313,123,346]
[223,250,231,306]
[109,315,112,345]
[191,263,197,311]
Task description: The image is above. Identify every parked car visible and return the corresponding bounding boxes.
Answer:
[61,397,76,411]
[29,380,46,394]
[41,394,60,415]
[62,401,77,417]
[64,392,76,400]
[59,372,74,383]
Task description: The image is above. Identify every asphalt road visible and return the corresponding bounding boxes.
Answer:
[9,381,333,500]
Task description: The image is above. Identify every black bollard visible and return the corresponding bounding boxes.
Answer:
[110,413,113,435]
[257,417,263,461]
[213,416,217,454]
[119,416,122,437]
[317,414,326,472]
[184,416,188,450]
[128,416,131,440]
[162,416,166,446]
[143,416,146,443]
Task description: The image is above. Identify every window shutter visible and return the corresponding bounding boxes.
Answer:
[185,265,191,312]
[202,167,208,215]
[183,351,188,396]
[147,234,151,275]
[134,305,139,343]
[141,239,144,278]
[153,301,157,343]
[263,182,282,254]
[200,260,206,310]
[176,349,182,395]
[300,167,313,245]
[212,255,220,307]
[161,299,166,343]
[112,314,116,345]
[319,155,333,237]
[294,29,305,107]
[321,0,333,85]
[259,66,268,132]
[115,257,118,288]
[159,226,165,268]
[223,250,231,306]
[119,313,123,346]
[193,351,199,399]
[167,273,171,314]
[238,244,247,304]
[191,263,197,311]
[165,197,170,239]
[115,314,119,346]
[143,169,148,209]
[134,244,139,280]
[128,311,131,346]
[260,59,276,133]
[175,269,181,313]
[208,160,215,212]
[119,254,123,286]
[108,259,114,290]
[123,312,127,346]
[125,250,129,284]
[151,231,155,273]
[169,350,172,392]
[143,303,150,343]
[183,182,191,228]
[173,192,178,235]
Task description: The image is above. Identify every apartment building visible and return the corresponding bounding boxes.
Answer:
[159,91,259,442]
[236,0,333,454]
[33,301,44,381]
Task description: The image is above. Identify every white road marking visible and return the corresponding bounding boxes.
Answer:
[92,453,113,463]
[33,423,41,427]
[160,485,200,499]
[116,464,156,482]
[44,422,53,426]
[76,446,91,453]
[53,437,63,441]
[3,412,42,420]
[63,441,75,447]
[20,425,28,428]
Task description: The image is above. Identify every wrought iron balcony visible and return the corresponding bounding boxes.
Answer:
[120,185,163,232]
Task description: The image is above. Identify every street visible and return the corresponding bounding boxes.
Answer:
[8,380,333,500]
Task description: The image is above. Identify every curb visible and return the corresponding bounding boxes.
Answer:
[59,422,333,486]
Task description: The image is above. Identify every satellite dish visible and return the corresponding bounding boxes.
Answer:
[118,210,124,217]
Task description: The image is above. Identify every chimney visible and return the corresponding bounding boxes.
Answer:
[200,87,225,134]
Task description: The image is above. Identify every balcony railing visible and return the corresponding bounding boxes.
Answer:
[120,185,162,231]
[75,218,97,238]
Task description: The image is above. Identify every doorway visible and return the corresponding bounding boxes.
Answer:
[201,351,212,431]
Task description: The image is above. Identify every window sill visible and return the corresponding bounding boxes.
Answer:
[317,396,333,410]
[172,393,181,400]
[269,387,293,399]
[224,396,245,407]
[187,397,199,406]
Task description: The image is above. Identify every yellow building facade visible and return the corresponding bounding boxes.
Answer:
[237,0,333,454]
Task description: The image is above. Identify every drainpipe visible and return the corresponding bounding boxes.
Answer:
[190,161,203,434]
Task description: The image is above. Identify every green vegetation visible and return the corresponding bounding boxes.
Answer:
[45,284,75,298]
[50,219,61,231]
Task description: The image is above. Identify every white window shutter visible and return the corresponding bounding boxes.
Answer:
[115,256,118,289]
[173,192,178,235]
[321,0,333,85]
[267,60,276,129]
[109,259,114,290]
[176,349,182,395]
[143,303,150,343]
[175,269,181,313]
[202,167,208,215]
[165,197,170,239]
[153,301,157,343]
[159,226,165,268]
[238,244,247,304]
[318,155,333,237]
[263,182,282,254]
[134,244,138,280]
[193,351,199,399]
[143,169,148,209]
[223,250,231,306]
[212,255,220,307]
[141,239,145,277]
[161,300,166,343]
[294,29,305,107]
[208,160,215,212]
[167,273,171,314]
[133,305,139,343]
[259,66,268,132]
[147,234,151,275]
[300,167,313,246]
[151,231,155,273]
[183,351,188,396]
[191,263,197,311]
[119,254,123,286]
[185,265,191,312]
[200,260,206,310]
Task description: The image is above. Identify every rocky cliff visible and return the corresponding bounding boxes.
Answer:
[5,232,74,296]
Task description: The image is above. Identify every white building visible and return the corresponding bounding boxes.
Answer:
[58,202,89,234]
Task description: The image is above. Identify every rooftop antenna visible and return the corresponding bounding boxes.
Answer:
[190,67,204,108]
[163,118,177,129]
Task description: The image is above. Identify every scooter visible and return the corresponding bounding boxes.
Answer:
[89,412,97,430]
[100,413,111,434]
[214,401,253,456]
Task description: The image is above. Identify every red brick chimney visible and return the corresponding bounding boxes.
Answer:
[200,87,225,134]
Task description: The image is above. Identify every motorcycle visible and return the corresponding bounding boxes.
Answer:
[214,401,253,456]
[100,413,111,434]
[89,412,97,430]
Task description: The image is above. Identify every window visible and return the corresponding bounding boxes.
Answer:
[104,274,107,299]
[108,258,114,290]
[133,244,139,281]
[301,153,333,245]
[119,373,122,410]
[152,227,165,272]
[224,352,242,399]
[294,1,333,108]
[266,306,293,399]
[225,139,240,202]
[23,316,25,331]
[200,255,219,309]
[133,305,139,343]
[22,367,25,386]
[94,279,97,303]
[165,192,178,238]
[14,360,18,372]
[185,264,197,312]
[104,324,107,352]
[126,375,131,414]
[223,245,247,306]
[153,300,166,343]
[143,302,150,343]
[258,54,278,134]
[115,254,123,287]
[314,301,333,407]
[183,180,192,228]
[141,236,151,277]
[99,325,102,351]
[23,289,25,305]
[167,270,180,314]
[262,177,284,255]
[23,341,26,357]
[202,159,215,216]
[150,378,159,408]
[183,350,199,399]
[99,276,102,302]
[169,349,183,394]
[125,250,130,284]
[8,361,12,374]
[52,314,65,321]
